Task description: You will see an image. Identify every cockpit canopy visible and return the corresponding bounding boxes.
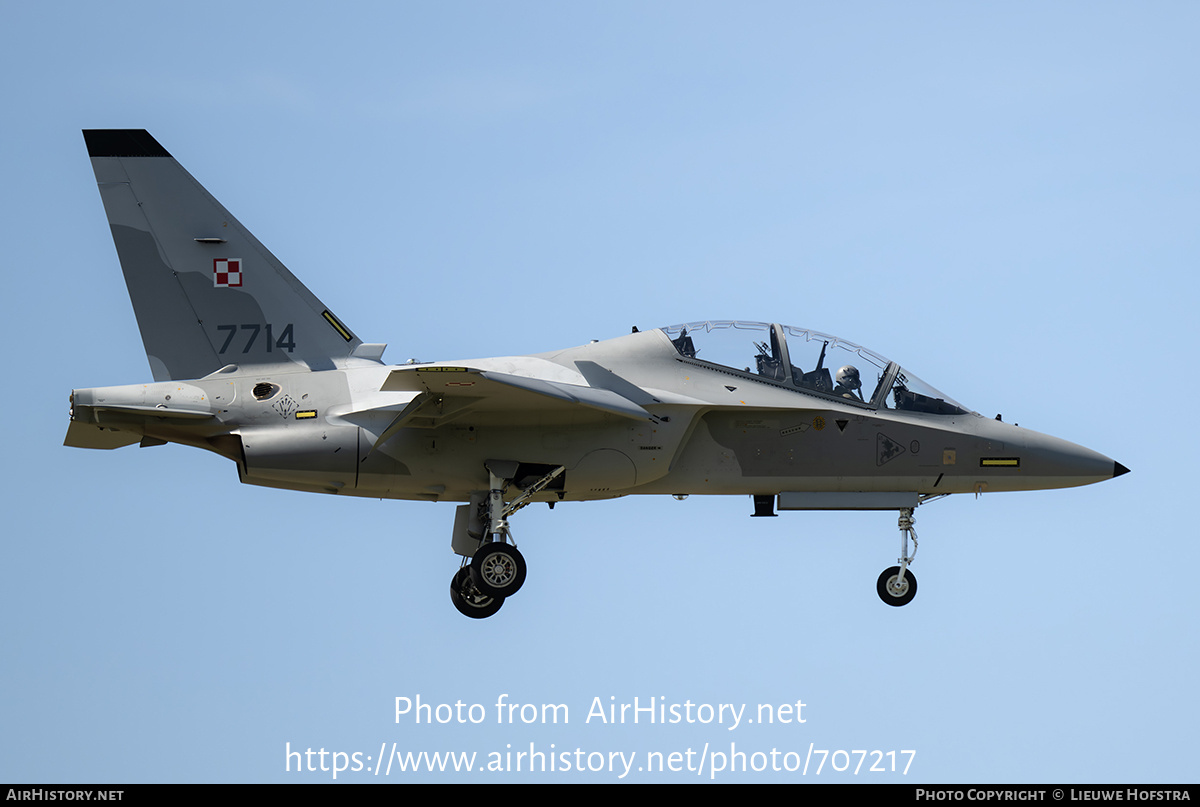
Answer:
[660,321,972,416]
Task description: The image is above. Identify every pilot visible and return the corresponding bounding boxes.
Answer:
[834,365,865,401]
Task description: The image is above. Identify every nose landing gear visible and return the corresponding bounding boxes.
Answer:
[877,506,920,607]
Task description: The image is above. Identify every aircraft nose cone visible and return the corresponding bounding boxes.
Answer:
[987,423,1126,491]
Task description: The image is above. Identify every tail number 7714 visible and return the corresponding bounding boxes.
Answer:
[216,323,295,354]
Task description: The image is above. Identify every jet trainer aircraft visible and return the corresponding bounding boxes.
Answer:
[67,130,1129,618]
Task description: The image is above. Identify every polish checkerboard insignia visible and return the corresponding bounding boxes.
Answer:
[213,258,243,287]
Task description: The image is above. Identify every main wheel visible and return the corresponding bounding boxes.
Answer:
[877,566,918,607]
[470,542,527,598]
[451,567,504,619]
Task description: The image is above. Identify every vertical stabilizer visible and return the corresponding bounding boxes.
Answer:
[84,129,362,381]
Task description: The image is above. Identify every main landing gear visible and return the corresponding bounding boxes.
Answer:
[877,505,923,607]
[449,463,564,619]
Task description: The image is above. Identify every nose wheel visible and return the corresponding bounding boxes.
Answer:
[877,565,917,606]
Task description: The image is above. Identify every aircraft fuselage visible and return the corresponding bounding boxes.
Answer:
[69,328,1116,504]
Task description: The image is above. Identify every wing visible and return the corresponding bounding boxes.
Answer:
[380,366,651,421]
[362,365,652,457]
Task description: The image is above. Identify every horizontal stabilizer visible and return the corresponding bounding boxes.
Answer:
[82,403,215,420]
[64,421,141,450]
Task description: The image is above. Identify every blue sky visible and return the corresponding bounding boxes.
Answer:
[1,1,1196,783]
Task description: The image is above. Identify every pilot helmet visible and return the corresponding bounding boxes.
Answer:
[836,365,861,390]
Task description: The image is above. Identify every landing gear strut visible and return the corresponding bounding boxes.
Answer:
[877,506,919,607]
[448,463,564,618]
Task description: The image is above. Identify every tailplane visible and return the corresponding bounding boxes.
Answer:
[84,129,362,381]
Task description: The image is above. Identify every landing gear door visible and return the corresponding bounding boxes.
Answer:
[451,495,487,557]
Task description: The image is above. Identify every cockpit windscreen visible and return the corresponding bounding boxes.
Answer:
[660,321,971,415]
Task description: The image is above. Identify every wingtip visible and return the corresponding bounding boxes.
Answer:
[83,129,171,158]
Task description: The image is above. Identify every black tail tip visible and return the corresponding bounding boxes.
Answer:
[83,129,171,158]
[1114,461,1131,478]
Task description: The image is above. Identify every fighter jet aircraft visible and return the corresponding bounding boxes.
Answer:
[67,130,1129,618]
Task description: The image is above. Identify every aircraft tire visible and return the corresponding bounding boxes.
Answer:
[470,542,527,599]
[451,568,504,619]
[876,566,917,607]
